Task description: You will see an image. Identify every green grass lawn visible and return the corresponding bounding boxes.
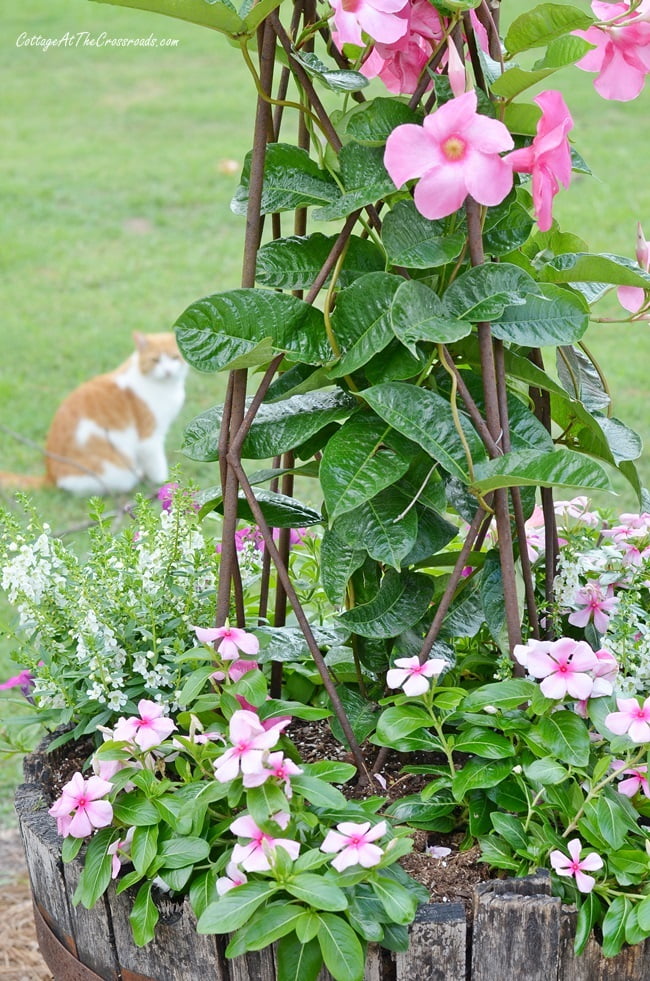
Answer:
[2,0,650,818]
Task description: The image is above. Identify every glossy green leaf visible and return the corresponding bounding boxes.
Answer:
[532,711,591,767]
[321,413,414,521]
[574,892,601,955]
[329,686,379,747]
[523,759,568,785]
[293,51,369,92]
[442,263,541,321]
[482,201,535,256]
[504,3,594,55]
[329,272,404,377]
[129,881,159,947]
[479,552,508,654]
[317,913,365,981]
[256,233,385,290]
[492,36,593,98]
[382,199,466,269]
[315,144,396,222]
[276,934,323,981]
[90,0,247,37]
[453,726,515,759]
[320,526,367,605]
[376,704,433,744]
[362,382,486,483]
[332,490,419,570]
[211,488,322,528]
[175,289,329,374]
[556,345,610,412]
[491,283,588,346]
[227,904,306,958]
[490,813,531,853]
[390,280,472,354]
[232,144,338,216]
[290,774,348,809]
[597,416,643,465]
[256,624,349,663]
[197,881,279,934]
[451,758,513,801]
[477,836,519,871]
[286,875,348,912]
[73,828,116,909]
[385,797,455,830]
[538,252,650,288]
[471,448,611,495]
[338,569,434,638]
[371,877,419,925]
[601,897,631,959]
[131,825,159,876]
[461,679,537,711]
[113,792,165,827]
[344,97,422,145]
[303,760,358,784]
[157,835,211,869]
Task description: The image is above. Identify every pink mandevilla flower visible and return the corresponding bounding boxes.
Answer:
[0,668,34,695]
[216,861,248,895]
[213,709,289,783]
[618,222,650,313]
[230,812,300,872]
[113,699,176,751]
[549,838,603,893]
[361,0,443,94]
[243,751,303,795]
[321,820,388,871]
[48,772,114,839]
[568,581,618,634]
[384,90,514,221]
[386,655,446,696]
[329,0,409,49]
[612,760,650,798]
[506,90,573,232]
[514,637,598,700]
[574,1,650,102]
[194,623,260,661]
[605,696,650,743]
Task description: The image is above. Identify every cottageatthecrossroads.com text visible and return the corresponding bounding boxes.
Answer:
[16,32,180,52]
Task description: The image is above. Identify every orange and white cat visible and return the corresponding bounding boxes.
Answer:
[2,333,188,495]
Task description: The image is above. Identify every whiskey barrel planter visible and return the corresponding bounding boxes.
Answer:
[15,748,650,981]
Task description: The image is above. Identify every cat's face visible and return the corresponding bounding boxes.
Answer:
[134,332,188,382]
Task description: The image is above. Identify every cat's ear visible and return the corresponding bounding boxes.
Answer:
[133,331,149,352]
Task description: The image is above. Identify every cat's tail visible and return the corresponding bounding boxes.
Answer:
[0,471,50,490]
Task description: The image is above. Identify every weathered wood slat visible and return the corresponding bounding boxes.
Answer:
[109,884,226,981]
[15,781,78,956]
[229,944,277,981]
[472,882,561,981]
[395,902,466,981]
[63,857,121,981]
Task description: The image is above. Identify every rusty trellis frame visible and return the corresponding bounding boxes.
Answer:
[212,0,556,783]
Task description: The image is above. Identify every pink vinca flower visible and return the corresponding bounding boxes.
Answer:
[216,861,248,896]
[213,709,289,783]
[514,638,598,700]
[574,1,650,102]
[113,699,176,751]
[612,759,650,798]
[386,655,447,696]
[618,222,650,313]
[48,772,114,839]
[243,751,303,796]
[606,696,650,742]
[321,820,388,872]
[329,0,409,49]
[194,623,260,661]
[230,813,300,872]
[506,90,573,232]
[384,90,514,220]
[568,581,618,634]
[550,839,603,893]
[108,826,135,878]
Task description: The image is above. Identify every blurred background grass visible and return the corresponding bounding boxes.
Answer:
[1,0,650,818]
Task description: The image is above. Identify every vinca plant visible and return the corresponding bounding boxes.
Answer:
[5,0,650,975]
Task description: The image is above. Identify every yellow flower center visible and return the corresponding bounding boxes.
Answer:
[442,135,466,161]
